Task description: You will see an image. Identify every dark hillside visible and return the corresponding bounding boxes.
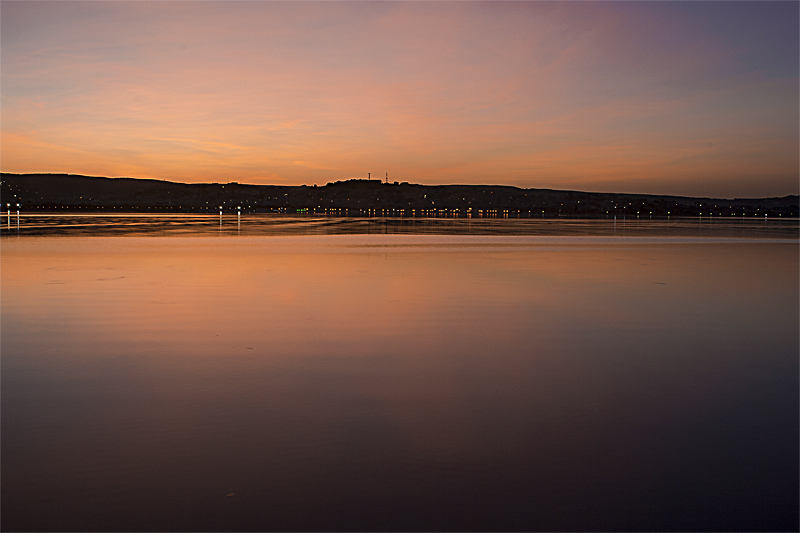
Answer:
[1,173,797,217]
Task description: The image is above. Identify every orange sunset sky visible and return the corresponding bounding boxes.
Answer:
[1,1,798,198]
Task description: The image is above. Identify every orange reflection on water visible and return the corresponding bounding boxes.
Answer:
[3,236,796,360]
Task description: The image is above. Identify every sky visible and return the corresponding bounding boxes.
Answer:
[1,1,798,198]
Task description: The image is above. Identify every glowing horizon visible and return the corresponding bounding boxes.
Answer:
[2,1,798,197]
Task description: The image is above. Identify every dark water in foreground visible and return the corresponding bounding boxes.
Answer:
[2,217,798,531]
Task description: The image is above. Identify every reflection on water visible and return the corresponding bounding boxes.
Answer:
[2,227,798,531]
[1,212,798,239]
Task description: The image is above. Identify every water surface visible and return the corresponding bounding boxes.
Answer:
[2,218,798,531]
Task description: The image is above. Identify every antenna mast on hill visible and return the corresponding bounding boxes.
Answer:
[368,172,370,181]
[385,172,388,184]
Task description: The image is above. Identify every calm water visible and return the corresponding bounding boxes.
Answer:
[2,216,798,531]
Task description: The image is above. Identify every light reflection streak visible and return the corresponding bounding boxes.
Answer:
[1,214,797,239]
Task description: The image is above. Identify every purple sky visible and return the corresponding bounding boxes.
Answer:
[2,1,797,197]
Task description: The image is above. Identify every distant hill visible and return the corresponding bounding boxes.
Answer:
[1,173,798,217]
